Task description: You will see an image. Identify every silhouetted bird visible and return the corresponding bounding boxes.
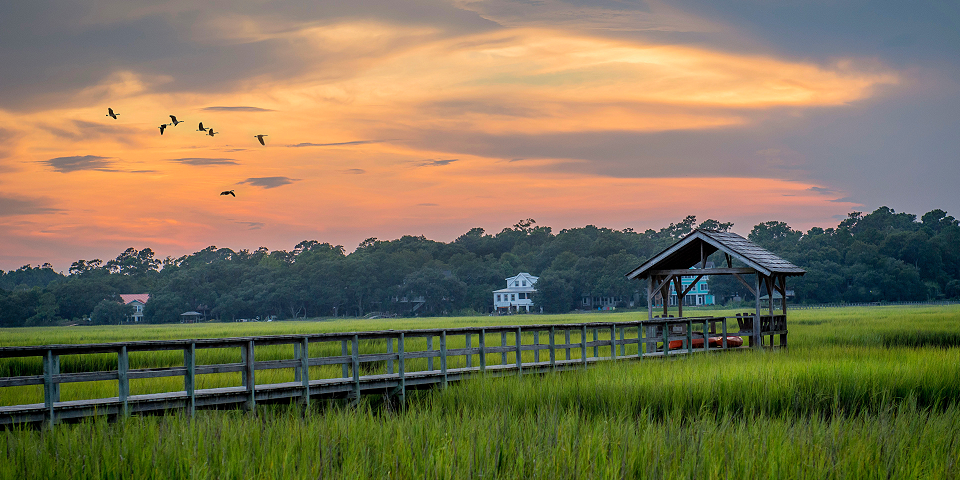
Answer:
[197,122,207,132]
[159,123,168,135]
[207,128,217,137]
[220,190,236,197]
[106,108,119,119]
[254,134,268,145]
[169,115,182,126]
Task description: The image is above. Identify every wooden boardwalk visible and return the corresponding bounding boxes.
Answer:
[0,316,783,427]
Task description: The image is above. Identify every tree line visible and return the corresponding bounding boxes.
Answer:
[1,206,958,327]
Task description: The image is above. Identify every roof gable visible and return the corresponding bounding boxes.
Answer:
[120,293,150,305]
[625,229,805,279]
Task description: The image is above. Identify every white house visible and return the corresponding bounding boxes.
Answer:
[493,273,538,313]
[120,293,149,322]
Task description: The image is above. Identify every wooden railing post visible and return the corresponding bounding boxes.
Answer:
[619,326,626,357]
[300,337,310,407]
[184,342,196,417]
[662,323,669,356]
[722,318,728,349]
[515,327,522,374]
[533,330,540,363]
[687,321,693,354]
[465,334,472,368]
[43,349,59,427]
[341,340,349,378]
[593,329,599,358]
[549,326,556,370]
[703,319,710,352]
[581,325,588,366]
[565,329,571,360]
[118,346,129,417]
[294,342,302,383]
[387,338,394,375]
[398,333,406,406]
[479,329,486,373]
[440,331,448,388]
[351,335,360,400]
[243,340,255,412]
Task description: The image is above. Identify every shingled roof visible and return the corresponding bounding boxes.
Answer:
[625,229,805,279]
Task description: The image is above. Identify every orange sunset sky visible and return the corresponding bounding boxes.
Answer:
[2,1,958,270]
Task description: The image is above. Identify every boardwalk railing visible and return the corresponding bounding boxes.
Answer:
[0,316,775,426]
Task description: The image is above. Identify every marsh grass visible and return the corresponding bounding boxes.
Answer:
[2,306,960,478]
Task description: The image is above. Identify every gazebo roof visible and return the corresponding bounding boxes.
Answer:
[625,229,805,279]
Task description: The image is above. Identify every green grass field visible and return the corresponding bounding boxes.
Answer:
[2,306,959,479]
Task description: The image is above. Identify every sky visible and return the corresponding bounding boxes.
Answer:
[1,0,958,271]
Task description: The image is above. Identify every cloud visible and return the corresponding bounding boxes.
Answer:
[235,221,264,230]
[807,186,836,195]
[829,197,861,204]
[0,195,62,216]
[417,159,458,167]
[237,176,300,189]
[170,157,239,166]
[289,140,389,148]
[342,168,366,174]
[202,106,274,112]
[41,155,115,172]
[39,120,140,144]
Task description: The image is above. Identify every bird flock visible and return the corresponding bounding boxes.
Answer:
[106,108,269,198]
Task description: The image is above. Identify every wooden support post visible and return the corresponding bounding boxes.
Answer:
[465,334,472,368]
[647,277,653,320]
[427,336,434,371]
[440,330,448,388]
[610,326,617,360]
[619,327,626,357]
[687,320,693,354]
[43,349,59,427]
[184,343,196,417]
[387,338,394,374]
[722,317,728,349]
[501,331,508,365]
[549,326,556,370]
[118,346,129,417]
[674,276,684,318]
[754,274,762,349]
[351,335,360,400]
[243,340,255,412]
[533,330,540,363]
[515,327,522,374]
[480,329,487,373]
[581,325,588,366]
[662,323,669,356]
[397,333,406,406]
[300,337,310,407]
[703,319,709,352]
[341,340,349,378]
[565,329,572,360]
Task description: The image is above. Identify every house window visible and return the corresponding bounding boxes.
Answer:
[496,294,501,302]
[522,280,526,286]
[511,294,516,301]
[700,284,707,291]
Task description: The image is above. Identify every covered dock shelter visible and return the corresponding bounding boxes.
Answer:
[626,229,805,350]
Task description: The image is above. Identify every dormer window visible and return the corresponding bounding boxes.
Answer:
[521,280,526,286]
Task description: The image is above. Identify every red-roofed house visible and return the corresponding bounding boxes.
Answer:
[120,294,150,322]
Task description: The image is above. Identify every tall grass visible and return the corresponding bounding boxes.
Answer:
[2,305,959,478]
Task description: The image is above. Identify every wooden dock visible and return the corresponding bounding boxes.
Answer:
[0,316,783,427]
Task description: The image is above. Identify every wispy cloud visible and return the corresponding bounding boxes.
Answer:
[235,221,264,230]
[237,176,300,189]
[417,159,458,167]
[202,106,274,112]
[342,169,366,174]
[417,203,439,207]
[41,155,115,172]
[169,157,239,166]
[807,186,836,195]
[0,195,62,216]
[40,120,139,144]
[289,140,388,148]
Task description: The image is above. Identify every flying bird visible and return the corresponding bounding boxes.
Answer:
[220,190,236,197]
[207,128,217,137]
[159,123,169,135]
[254,134,268,146]
[106,108,119,119]
[169,115,182,126]
[197,122,207,132]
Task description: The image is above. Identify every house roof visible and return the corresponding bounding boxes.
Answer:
[120,293,150,305]
[626,229,805,279]
[493,287,536,294]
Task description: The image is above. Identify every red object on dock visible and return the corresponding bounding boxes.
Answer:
[668,336,743,350]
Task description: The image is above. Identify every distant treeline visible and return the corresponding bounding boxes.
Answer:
[1,207,958,326]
